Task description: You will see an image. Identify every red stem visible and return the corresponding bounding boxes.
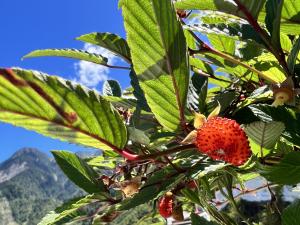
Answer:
[120,144,196,161]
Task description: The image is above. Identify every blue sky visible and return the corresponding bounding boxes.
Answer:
[0,0,130,161]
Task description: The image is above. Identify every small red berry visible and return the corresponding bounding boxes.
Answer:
[158,192,174,218]
[187,180,197,189]
[195,117,251,166]
[176,9,188,18]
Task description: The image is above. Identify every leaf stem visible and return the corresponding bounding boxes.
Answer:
[204,46,278,83]
[192,67,233,84]
[123,144,196,161]
[186,29,277,83]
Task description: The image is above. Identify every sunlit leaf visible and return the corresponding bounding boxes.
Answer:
[121,0,189,132]
[0,68,127,151]
[23,48,108,65]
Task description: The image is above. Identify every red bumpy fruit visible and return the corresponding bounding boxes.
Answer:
[158,192,174,218]
[195,117,251,166]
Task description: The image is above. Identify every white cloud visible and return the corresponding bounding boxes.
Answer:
[74,43,118,88]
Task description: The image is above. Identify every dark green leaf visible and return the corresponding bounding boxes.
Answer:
[129,70,150,111]
[102,80,122,97]
[187,74,208,113]
[76,32,131,63]
[191,213,218,225]
[261,152,300,185]
[52,151,105,193]
[265,0,284,47]
[182,189,201,205]
[121,0,189,132]
[244,121,285,149]
[287,37,300,74]
[38,194,105,225]
[282,200,300,225]
[247,104,300,146]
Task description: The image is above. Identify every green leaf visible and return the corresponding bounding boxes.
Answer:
[103,96,136,109]
[281,0,300,21]
[207,33,235,55]
[265,0,284,47]
[129,70,150,111]
[280,33,292,53]
[191,213,218,225]
[174,0,266,20]
[86,156,116,169]
[209,91,239,114]
[121,0,189,132]
[187,73,208,113]
[280,0,300,35]
[128,127,150,145]
[76,32,131,63]
[261,152,300,185]
[52,150,105,193]
[0,68,127,151]
[244,121,285,149]
[190,57,214,75]
[287,37,300,74]
[23,48,108,65]
[38,194,104,225]
[282,200,300,225]
[247,104,300,146]
[102,80,122,97]
[182,189,201,205]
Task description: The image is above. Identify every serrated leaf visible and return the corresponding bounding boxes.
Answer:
[121,0,189,132]
[187,73,208,112]
[86,156,116,169]
[207,91,238,114]
[129,70,150,111]
[282,200,300,225]
[261,152,300,185]
[103,96,136,109]
[265,0,283,47]
[207,33,235,55]
[175,0,266,20]
[102,80,122,97]
[0,68,127,151]
[52,150,104,193]
[76,32,131,63]
[247,104,300,146]
[38,194,104,225]
[287,37,300,74]
[244,121,285,149]
[23,48,108,65]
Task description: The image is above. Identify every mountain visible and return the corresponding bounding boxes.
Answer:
[0,148,84,225]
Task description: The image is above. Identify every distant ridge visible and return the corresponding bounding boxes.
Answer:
[0,148,84,225]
